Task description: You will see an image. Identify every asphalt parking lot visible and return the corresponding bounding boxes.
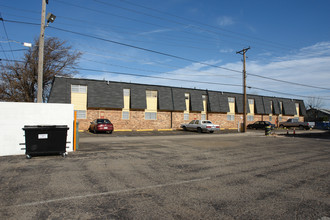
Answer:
[0,130,329,219]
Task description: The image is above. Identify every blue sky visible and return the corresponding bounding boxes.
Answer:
[1,0,330,108]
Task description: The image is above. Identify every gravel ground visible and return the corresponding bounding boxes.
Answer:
[0,130,329,219]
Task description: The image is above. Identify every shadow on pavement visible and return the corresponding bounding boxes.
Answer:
[279,130,330,139]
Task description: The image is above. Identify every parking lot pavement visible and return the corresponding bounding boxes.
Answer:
[0,130,329,219]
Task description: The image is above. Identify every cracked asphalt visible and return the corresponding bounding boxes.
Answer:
[0,130,329,219]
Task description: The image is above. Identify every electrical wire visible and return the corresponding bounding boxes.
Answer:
[93,0,293,51]
[114,0,300,51]
[4,19,330,93]
[2,58,329,101]
[0,15,15,60]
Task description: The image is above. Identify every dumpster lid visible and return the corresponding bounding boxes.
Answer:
[23,125,69,130]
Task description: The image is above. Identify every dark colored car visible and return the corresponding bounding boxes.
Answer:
[89,119,114,134]
[247,121,275,130]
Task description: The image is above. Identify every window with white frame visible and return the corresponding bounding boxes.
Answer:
[123,89,130,96]
[269,115,272,121]
[71,85,87,93]
[145,112,157,120]
[146,90,157,98]
[247,115,254,121]
[228,97,235,103]
[227,115,235,121]
[248,99,254,105]
[122,111,129,120]
[75,110,86,119]
[184,113,189,120]
[201,114,206,120]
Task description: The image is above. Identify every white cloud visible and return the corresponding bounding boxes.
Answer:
[77,42,330,108]
[217,16,235,26]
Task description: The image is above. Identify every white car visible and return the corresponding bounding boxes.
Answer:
[181,120,220,133]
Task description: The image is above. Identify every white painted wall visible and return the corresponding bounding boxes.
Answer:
[0,102,74,157]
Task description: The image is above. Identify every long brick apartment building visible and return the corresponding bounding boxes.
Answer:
[48,76,306,131]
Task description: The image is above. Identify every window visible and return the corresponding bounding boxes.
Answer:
[146,90,157,98]
[279,116,282,122]
[201,114,206,120]
[194,120,200,124]
[122,111,129,120]
[247,115,254,121]
[189,120,195,124]
[123,89,130,96]
[97,119,111,124]
[71,85,87,93]
[202,95,207,100]
[228,97,235,103]
[248,99,254,105]
[145,112,157,120]
[227,115,235,121]
[269,115,272,121]
[269,101,274,114]
[185,93,189,100]
[184,113,189,120]
[75,110,86,119]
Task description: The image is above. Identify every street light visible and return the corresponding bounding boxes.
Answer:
[46,13,56,26]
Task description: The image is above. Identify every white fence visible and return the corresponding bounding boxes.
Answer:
[0,102,74,157]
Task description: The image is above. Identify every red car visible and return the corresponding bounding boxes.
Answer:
[89,119,114,134]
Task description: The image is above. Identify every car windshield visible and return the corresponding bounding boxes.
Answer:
[202,121,212,124]
[97,119,111,124]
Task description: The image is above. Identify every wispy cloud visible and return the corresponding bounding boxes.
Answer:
[217,16,235,26]
[219,49,234,53]
[77,42,330,108]
[138,29,173,36]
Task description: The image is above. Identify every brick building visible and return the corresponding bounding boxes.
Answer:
[48,76,306,131]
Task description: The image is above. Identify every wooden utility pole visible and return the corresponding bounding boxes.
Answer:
[236,47,250,132]
[37,0,46,103]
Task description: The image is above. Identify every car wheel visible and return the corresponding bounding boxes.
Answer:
[109,130,113,134]
[93,128,97,134]
[279,125,284,129]
[209,131,214,133]
[299,125,304,130]
[197,127,202,133]
[183,126,187,131]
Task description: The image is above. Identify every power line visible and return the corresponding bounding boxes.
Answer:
[94,0,299,52]
[46,25,242,73]
[247,72,330,91]
[114,0,299,51]
[2,58,330,101]
[54,0,294,53]
[0,15,15,60]
[73,67,242,87]
[4,19,330,92]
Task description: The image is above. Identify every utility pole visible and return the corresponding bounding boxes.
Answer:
[37,0,47,103]
[236,47,250,132]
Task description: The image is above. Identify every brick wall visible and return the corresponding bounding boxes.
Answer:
[77,109,305,131]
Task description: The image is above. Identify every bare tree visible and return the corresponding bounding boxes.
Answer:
[305,96,325,110]
[0,37,82,102]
